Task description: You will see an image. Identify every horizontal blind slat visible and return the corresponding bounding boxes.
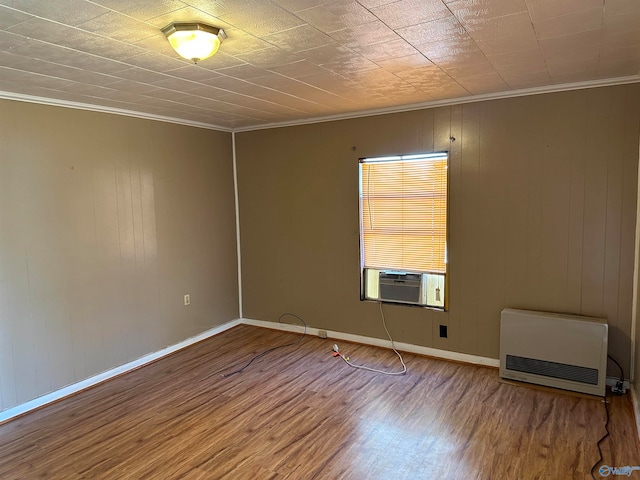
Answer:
[361,156,447,273]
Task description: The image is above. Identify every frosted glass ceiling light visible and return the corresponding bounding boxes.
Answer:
[162,22,226,63]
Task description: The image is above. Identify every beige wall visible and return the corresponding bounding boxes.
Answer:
[2,84,639,414]
[0,100,238,412]
[236,84,640,376]
[636,273,640,393]
[636,146,640,394]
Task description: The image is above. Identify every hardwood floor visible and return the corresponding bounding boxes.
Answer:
[0,324,638,479]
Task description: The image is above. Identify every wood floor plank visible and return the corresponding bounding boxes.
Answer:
[0,324,638,479]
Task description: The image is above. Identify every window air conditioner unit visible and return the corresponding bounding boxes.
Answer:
[378,271,424,305]
[500,308,608,396]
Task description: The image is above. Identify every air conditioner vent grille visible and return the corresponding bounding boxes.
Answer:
[506,354,598,386]
[378,272,422,304]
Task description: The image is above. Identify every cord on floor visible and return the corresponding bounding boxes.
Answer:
[590,392,610,480]
[220,313,307,377]
[332,302,406,376]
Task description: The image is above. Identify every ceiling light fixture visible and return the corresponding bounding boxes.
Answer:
[161,22,226,64]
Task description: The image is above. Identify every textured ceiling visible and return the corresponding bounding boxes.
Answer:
[0,0,639,131]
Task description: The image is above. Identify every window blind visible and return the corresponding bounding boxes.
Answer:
[360,153,447,273]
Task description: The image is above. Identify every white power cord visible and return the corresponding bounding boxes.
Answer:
[332,302,407,376]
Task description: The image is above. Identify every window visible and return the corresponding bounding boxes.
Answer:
[359,152,448,309]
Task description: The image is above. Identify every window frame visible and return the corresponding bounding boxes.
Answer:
[358,151,449,310]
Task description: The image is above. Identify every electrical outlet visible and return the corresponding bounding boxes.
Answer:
[318,330,328,339]
[612,380,626,395]
[184,294,190,306]
[439,325,448,338]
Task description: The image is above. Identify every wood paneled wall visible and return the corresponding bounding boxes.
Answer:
[2,84,639,415]
[236,84,640,376]
[0,100,239,412]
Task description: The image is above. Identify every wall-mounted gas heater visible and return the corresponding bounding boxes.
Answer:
[500,308,608,396]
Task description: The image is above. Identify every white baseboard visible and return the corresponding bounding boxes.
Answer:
[242,319,640,388]
[241,317,500,368]
[0,319,241,424]
[632,385,640,443]
[3,317,633,426]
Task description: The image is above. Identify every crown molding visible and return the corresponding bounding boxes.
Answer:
[234,75,640,133]
[0,90,233,132]
[2,75,639,134]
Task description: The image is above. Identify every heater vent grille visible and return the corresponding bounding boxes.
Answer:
[499,308,607,396]
[505,355,598,385]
